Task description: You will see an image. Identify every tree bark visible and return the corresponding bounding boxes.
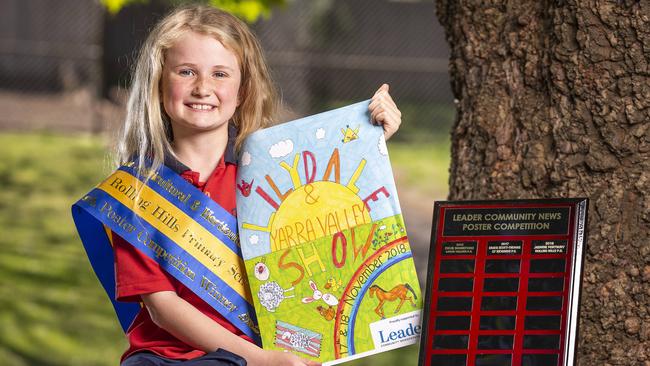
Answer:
[437,0,650,364]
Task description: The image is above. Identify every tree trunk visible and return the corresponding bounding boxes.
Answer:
[437,0,650,364]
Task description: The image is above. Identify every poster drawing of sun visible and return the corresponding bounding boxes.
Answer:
[236,101,422,364]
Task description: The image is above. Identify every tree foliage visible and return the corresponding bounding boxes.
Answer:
[101,0,285,23]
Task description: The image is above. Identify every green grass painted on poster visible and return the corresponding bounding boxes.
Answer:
[245,215,421,362]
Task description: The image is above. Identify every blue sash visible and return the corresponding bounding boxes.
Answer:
[71,161,261,344]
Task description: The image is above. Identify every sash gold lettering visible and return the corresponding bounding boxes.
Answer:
[182,229,226,267]
[200,276,238,312]
[99,202,137,233]
[238,313,260,334]
[108,177,151,210]
[137,230,196,280]
[201,207,240,246]
[229,264,248,286]
[151,205,181,232]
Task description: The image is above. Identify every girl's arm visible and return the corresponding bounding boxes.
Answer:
[369,83,402,140]
[142,291,319,366]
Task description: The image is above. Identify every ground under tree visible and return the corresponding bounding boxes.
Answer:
[436,0,650,364]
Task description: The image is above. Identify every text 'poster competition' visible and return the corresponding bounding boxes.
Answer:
[236,101,423,364]
[419,199,587,366]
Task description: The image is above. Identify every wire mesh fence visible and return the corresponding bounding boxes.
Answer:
[0,0,454,139]
[0,3,451,364]
[255,0,454,141]
[0,0,103,92]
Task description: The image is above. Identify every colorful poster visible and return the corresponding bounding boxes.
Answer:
[236,101,423,364]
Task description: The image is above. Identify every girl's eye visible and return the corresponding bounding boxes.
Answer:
[213,71,228,78]
[179,69,195,76]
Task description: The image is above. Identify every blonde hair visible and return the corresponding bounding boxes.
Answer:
[115,5,278,170]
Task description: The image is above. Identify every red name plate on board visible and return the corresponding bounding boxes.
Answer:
[418,199,588,366]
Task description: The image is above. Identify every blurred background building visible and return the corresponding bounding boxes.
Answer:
[0,0,452,140]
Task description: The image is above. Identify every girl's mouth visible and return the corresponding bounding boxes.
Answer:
[186,103,215,111]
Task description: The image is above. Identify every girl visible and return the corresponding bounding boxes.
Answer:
[112,5,402,366]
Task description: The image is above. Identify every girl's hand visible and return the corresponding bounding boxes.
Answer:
[369,83,402,141]
[264,350,321,366]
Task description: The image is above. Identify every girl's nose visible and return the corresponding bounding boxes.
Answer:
[192,77,211,97]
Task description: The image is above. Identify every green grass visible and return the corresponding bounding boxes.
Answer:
[388,139,450,198]
[0,132,126,366]
[0,132,449,366]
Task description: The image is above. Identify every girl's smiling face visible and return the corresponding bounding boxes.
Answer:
[161,31,241,135]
